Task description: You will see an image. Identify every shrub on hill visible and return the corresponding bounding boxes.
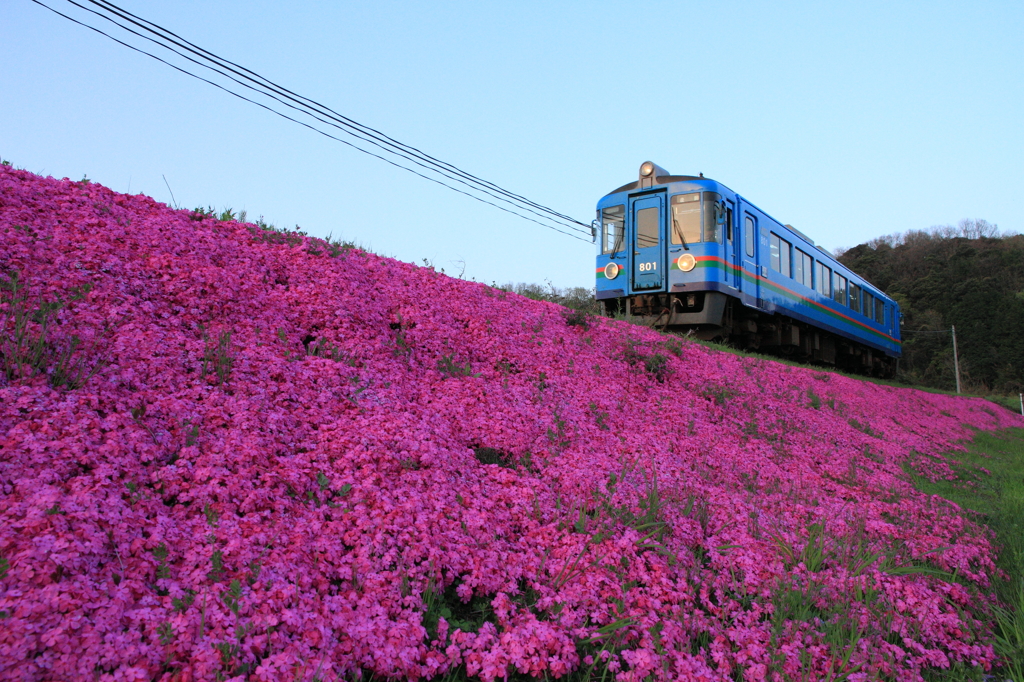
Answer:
[499,282,601,314]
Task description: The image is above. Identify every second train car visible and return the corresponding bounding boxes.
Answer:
[595,161,901,376]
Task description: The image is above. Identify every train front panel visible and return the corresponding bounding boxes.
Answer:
[595,164,739,326]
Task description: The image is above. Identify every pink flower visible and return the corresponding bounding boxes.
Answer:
[0,164,1016,681]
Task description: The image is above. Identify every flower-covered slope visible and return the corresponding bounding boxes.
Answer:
[0,165,1020,681]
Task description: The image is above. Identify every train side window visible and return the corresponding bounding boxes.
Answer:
[863,291,874,319]
[670,194,701,245]
[874,298,885,323]
[601,205,625,254]
[817,263,831,297]
[703,192,723,243]
[794,249,813,288]
[726,207,734,241]
[744,216,755,257]
[834,274,847,305]
[850,283,862,313]
[769,233,791,276]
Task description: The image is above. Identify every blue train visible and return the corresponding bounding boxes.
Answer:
[595,162,901,376]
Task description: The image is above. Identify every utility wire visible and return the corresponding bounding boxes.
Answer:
[85,0,591,233]
[30,0,594,242]
[59,0,591,237]
[71,0,590,236]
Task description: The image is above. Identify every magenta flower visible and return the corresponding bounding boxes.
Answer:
[0,165,1019,680]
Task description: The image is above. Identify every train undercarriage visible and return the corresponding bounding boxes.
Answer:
[601,291,897,378]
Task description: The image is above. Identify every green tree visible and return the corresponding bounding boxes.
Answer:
[838,223,1024,392]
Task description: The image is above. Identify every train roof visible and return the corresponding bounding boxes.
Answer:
[605,175,705,195]
[599,177,736,208]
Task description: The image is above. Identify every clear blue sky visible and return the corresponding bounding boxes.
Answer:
[3,0,1022,289]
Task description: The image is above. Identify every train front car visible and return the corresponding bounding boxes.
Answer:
[595,161,902,376]
[596,161,737,333]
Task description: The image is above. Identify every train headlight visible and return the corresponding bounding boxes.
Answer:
[604,262,620,280]
[640,161,655,177]
[677,253,696,272]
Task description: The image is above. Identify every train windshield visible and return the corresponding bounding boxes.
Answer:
[670,194,701,245]
[670,192,723,245]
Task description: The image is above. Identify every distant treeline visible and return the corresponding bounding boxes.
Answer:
[500,282,601,314]
[837,220,1024,393]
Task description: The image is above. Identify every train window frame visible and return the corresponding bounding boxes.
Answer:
[834,274,847,306]
[744,215,755,257]
[769,233,791,276]
[703,192,723,244]
[636,206,660,248]
[601,204,625,255]
[850,283,862,313]
[794,249,813,288]
[670,193,701,246]
[817,262,831,297]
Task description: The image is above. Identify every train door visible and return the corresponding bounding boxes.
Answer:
[629,193,666,291]
[725,200,740,288]
[741,211,760,304]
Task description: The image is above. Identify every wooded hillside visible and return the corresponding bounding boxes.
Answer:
[837,220,1024,393]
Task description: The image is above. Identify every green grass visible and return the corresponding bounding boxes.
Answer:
[987,394,1024,417]
[906,428,1024,681]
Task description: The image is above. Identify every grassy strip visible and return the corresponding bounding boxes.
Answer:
[907,428,1024,681]
[987,394,1024,417]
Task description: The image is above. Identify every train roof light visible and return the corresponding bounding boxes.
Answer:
[638,161,671,188]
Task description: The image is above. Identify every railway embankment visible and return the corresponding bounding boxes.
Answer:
[1,165,1021,680]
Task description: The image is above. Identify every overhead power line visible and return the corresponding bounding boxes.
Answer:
[74,0,589,236]
[29,0,594,243]
[86,0,587,232]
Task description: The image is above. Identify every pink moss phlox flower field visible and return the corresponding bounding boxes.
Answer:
[1,166,1020,681]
